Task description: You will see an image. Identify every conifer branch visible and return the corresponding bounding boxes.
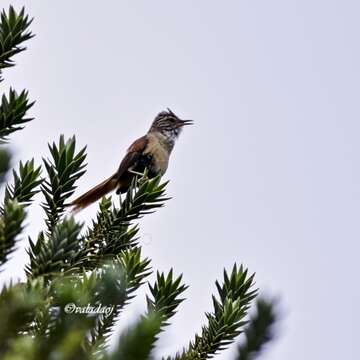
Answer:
[0,6,34,81]
[110,313,162,360]
[41,135,86,233]
[0,200,25,269]
[235,298,277,360]
[33,260,152,359]
[172,264,258,360]
[111,270,187,360]
[81,196,139,267]
[0,89,35,143]
[4,159,42,208]
[0,280,44,355]
[26,217,83,279]
[89,248,152,351]
[115,173,170,223]
[147,269,188,327]
[33,273,98,359]
[78,175,169,268]
[27,247,152,350]
[27,277,52,336]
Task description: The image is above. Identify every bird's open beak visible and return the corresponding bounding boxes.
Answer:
[177,119,194,127]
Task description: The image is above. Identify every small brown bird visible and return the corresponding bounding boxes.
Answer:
[70,109,192,212]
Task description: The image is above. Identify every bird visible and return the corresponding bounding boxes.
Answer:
[70,108,193,212]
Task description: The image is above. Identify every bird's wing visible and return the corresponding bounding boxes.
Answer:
[116,135,149,178]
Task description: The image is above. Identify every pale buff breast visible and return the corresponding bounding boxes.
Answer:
[144,133,171,175]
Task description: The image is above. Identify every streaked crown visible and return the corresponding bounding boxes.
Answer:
[149,108,193,137]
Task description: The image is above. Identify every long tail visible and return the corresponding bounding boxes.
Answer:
[70,174,118,212]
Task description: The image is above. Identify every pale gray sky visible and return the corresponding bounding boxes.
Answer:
[1,1,359,359]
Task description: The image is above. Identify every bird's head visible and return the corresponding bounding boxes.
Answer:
[149,108,193,140]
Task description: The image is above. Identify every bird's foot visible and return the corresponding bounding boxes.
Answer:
[128,169,146,177]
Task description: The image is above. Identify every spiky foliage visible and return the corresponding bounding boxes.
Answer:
[0,279,45,356]
[4,159,42,207]
[173,265,258,360]
[41,135,86,232]
[0,89,35,143]
[0,6,34,80]
[0,200,25,269]
[83,195,138,264]
[81,175,169,267]
[5,265,127,360]
[0,6,35,142]
[111,313,162,360]
[88,248,152,351]
[236,298,278,360]
[147,270,188,327]
[112,270,187,360]
[26,217,83,279]
[0,97,38,266]
[35,264,129,359]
